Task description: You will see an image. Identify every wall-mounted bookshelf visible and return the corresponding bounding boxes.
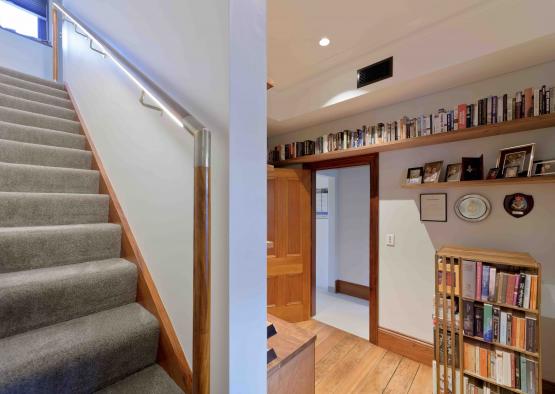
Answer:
[434,245,542,394]
[275,113,555,166]
[402,175,555,189]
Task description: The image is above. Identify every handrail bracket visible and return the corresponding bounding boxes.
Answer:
[139,91,164,115]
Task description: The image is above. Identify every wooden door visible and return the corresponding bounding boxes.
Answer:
[267,167,312,322]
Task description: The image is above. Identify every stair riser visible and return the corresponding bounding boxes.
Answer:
[0,83,73,110]
[0,107,81,134]
[0,74,69,99]
[0,139,91,169]
[0,65,66,91]
[0,163,99,194]
[0,224,122,273]
[0,193,109,227]
[0,304,159,394]
[0,121,85,150]
[0,259,137,338]
[0,93,77,120]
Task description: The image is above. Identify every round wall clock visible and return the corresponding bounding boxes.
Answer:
[455,194,491,222]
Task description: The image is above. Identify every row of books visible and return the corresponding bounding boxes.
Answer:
[462,301,537,353]
[268,85,555,163]
[461,260,539,310]
[464,342,538,393]
[465,377,513,394]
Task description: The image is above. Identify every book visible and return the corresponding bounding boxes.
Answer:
[524,88,533,117]
[505,274,516,305]
[530,275,538,310]
[492,307,500,342]
[476,262,483,300]
[500,312,507,345]
[506,313,512,346]
[481,265,490,301]
[515,92,522,119]
[517,273,526,307]
[526,316,536,353]
[512,274,520,306]
[488,267,497,302]
[463,300,475,336]
[462,260,476,298]
[475,304,484,338]
[524,274,531,309]
[483,303,493,342]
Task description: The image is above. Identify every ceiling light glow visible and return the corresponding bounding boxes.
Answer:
[319,37,330,47]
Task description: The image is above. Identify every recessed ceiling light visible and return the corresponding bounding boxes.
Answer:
[319,37,330,47]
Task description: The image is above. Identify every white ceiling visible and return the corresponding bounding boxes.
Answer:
[267,0,555,136]
[268,0,485,90]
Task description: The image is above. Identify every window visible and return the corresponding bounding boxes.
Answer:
[0,0,48,41]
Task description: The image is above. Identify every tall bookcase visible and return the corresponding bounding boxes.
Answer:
[434,246,542,394]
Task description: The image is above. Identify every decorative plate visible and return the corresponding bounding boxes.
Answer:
[455,194,491,222]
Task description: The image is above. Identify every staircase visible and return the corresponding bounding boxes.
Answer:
[0,65,184,394]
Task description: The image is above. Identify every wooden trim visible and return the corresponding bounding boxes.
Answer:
[193,165,210,394]
[65,84,193,393]
[377,327,433,365]
[51,8,59,81]
[310,170,316,316]
[276,113,555,166]
[305,153,379,344]
[402,175,555,189]
[335,280,369,300]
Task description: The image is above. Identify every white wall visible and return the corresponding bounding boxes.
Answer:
[0,28,52,79]
[268,61,555,381]
[336,166,370,287]
[62,0,267,392]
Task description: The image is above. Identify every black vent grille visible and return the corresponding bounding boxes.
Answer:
[357,57,393,89]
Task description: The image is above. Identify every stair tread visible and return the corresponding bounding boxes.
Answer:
[0,73,69,99]
[0,91,77,120]
[0,258,137,338]
[0,138,91,169]
[96,365,184,394]
[0,105,81,134]
[0,303,159,394]
[0,82,73,110]
[0,120,85,149]
[0,191,109,227]
[0,65,66,91]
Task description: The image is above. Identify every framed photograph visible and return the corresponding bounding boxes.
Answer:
[461,155,484,181]
[423,161,443,183]
[445,163,462,182]
[486,168,500,180]
[504,165,519,178]
[406,167,424,184]
[496,143,535,177]
[532,159,555,176]
[420,193,447,222]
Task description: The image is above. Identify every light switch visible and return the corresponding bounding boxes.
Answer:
[386,234,395,247]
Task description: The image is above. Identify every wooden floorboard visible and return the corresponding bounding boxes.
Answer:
[298,319,431,394]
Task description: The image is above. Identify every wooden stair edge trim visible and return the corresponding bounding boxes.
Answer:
[377,326,433,365]
[65,83,193,393]
[334,279,370,301]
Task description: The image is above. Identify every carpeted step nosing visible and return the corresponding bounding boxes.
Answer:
[0,106,81,134]
[0,258,138,339]
[0,73,69,99]
[0,120,86,150]
[0,138,91,169]
[95,365,184,394]
[0,65,66,91]
[0,223,122,273]
[0,303,159,394]
[0,192,109,227]
[0,82,73,110]
[0,91,77,120]
[0,162,99,194]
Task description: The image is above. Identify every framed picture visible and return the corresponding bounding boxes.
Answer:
[496,143,535,177]
[445,163,462,182]
[504,165,519,178]
[406,167,424,184]
[486,168,500,180]
[532,159,555,176]
[420,193,447,222]
[461,155,484,181]
[423,161,443,183]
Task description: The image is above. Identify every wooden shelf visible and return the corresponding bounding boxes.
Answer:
[437,246,538,268]
[464,370,526,394]
[464,334,539,358]
[461,297,539,315]
[402,175,555,189]
[275,113,555,166]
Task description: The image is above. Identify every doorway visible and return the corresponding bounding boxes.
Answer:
[314,166,370,339]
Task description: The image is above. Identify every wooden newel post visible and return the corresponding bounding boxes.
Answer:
[193,129,211,394]
[52,7,59,81]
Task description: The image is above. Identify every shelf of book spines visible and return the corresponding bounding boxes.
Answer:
[433,247,541,394]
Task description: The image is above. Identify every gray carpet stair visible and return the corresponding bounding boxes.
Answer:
[0,65,183,393]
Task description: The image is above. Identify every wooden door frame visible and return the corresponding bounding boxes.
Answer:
[303,153,379,344]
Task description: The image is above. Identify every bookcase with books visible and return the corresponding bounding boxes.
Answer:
[433,246,542,394]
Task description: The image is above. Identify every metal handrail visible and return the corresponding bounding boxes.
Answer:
[51,3,211,394]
